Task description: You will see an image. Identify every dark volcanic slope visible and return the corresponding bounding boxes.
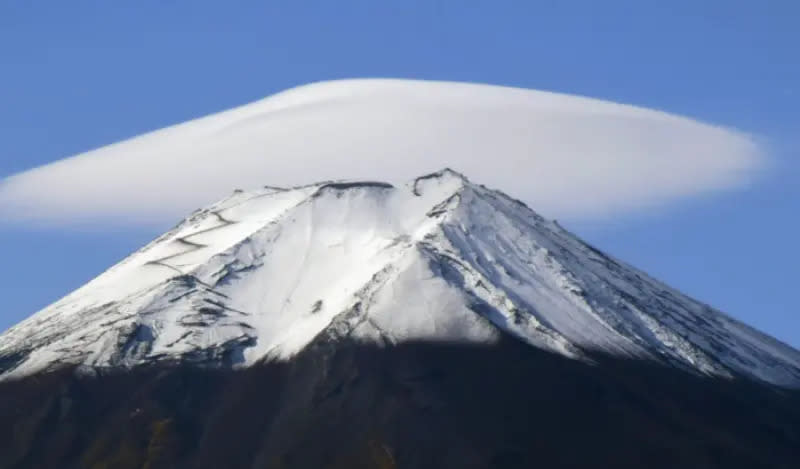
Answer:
[2,338,798,469]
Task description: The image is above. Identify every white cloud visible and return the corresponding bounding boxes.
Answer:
[0,79,764,227]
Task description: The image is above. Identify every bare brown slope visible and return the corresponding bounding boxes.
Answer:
[1,337,799,469]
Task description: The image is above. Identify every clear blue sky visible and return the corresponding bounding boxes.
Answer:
[1,1,798,347]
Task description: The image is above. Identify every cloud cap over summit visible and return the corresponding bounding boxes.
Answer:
[0,79,764,226]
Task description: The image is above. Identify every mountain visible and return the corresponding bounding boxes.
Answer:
[1,169,798,386]
[1,170,799,469]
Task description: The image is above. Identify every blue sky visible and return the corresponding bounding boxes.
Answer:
[1,1,798,346]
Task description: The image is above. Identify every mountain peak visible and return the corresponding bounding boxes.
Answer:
[418,167,470,183]
[1,172,799,388]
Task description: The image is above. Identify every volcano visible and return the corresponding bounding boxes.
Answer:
[1,170,798,468]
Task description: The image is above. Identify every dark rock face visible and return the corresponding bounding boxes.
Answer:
[1,338,799,469]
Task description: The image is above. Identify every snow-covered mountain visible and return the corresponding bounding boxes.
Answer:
[1,169,798,387]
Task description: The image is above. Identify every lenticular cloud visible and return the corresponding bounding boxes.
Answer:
[0,79,763,226]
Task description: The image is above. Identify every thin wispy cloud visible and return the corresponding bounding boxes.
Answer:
[0,79,764,227]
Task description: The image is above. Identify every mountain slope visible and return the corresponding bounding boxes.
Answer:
[2,340,800,469]
[1,169,798,389]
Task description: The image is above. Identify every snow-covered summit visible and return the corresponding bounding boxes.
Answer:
[1,170,798,387]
